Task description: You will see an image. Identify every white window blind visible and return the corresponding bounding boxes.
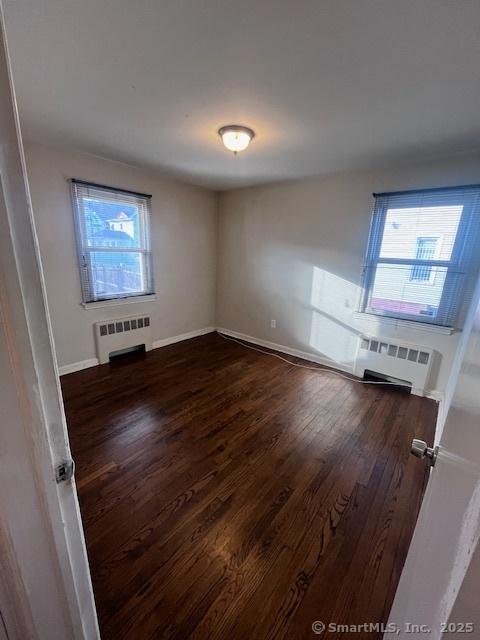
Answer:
[361,185,480,327]
[71,180,154,303]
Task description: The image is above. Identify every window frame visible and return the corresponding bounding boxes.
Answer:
[70,179,155,305]
[360,188,480,328]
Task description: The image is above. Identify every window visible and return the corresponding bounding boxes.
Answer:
[409,237,439,283]
[361,185,480,327]
[71,180,154,303]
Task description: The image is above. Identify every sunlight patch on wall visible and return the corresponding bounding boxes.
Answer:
[309,266,360,365]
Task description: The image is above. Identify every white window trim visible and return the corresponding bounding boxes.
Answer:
[353,311,456,335]
[81,293,157,310]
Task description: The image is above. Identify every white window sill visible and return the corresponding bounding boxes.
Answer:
[353,312,456,335]
[82,294,157,310]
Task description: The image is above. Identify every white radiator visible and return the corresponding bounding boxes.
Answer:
[95,314,152,364]
[353,335,433,396]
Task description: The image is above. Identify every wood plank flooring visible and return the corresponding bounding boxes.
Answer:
[61,332,436,640]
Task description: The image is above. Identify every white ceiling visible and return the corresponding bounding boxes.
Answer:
[4,0,480,190]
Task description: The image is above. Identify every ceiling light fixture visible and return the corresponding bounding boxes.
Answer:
[218,125,255,154]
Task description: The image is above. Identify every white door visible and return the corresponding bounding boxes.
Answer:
[0,13,99,640]
[387,275,480,638]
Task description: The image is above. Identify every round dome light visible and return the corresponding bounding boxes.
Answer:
[218,125,255,153]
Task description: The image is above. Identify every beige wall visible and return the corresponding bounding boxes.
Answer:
[24,143,217,369]
[216,152,480,396]
[25,141,480,395]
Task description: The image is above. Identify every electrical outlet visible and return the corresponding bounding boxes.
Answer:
[270,319,276,329]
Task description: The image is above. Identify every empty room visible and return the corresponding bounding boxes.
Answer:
[1,1,480,639]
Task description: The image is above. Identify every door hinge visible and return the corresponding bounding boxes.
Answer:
[55,459,75,483]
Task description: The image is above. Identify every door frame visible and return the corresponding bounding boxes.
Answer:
[0,6,99,639]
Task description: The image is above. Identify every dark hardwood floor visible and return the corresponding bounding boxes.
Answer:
[61,332,436,640]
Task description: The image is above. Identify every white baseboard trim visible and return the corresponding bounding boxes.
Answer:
[216,327,354,374]
[426,390,444,403]
[216,327,443,401]
[152,326,215,349]
[58,358,99,376]
[58,325,443,402]
[59,326,216,376]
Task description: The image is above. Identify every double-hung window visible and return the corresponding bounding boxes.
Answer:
[71,180,154,304]
[361,185,480,327]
